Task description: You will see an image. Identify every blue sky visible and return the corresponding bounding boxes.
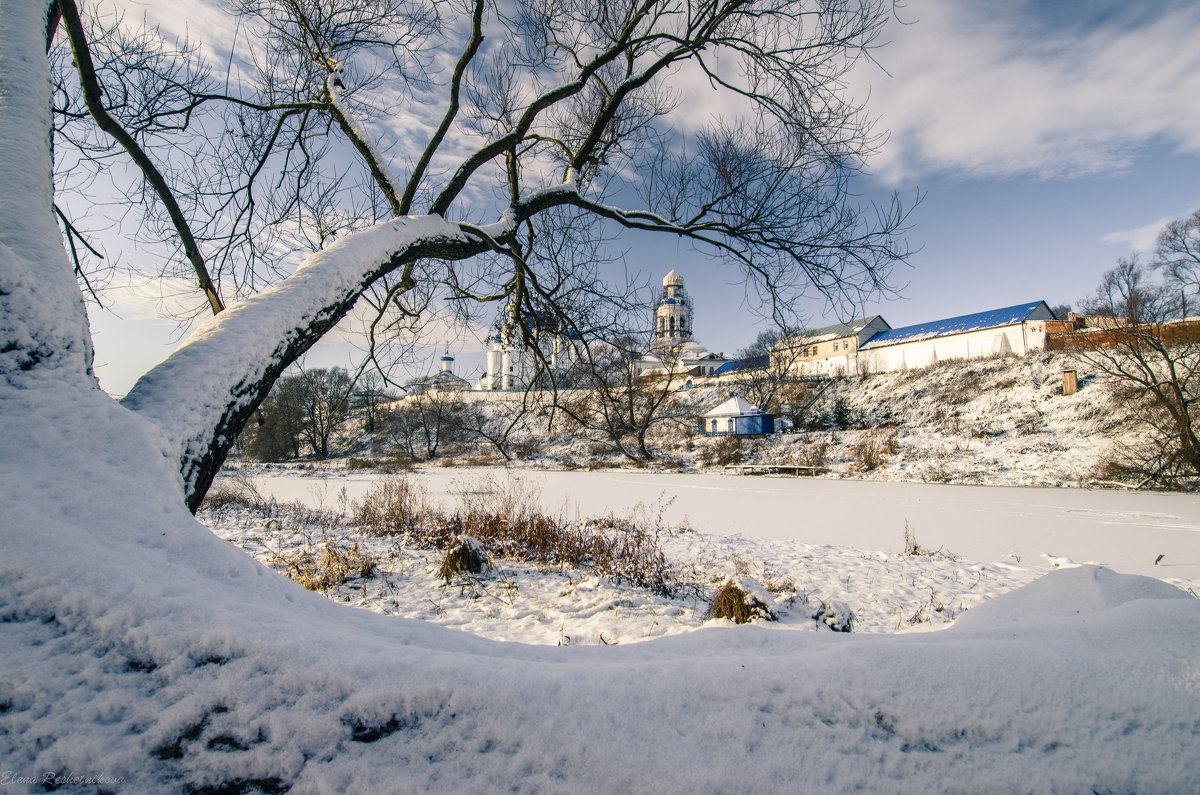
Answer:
[88,0,1200,394]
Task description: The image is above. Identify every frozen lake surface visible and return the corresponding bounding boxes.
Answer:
[247,467,1200,588]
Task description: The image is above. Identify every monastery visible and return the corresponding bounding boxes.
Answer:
[432,267,1091,395]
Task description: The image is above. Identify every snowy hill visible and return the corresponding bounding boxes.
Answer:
[339,351,1134,489]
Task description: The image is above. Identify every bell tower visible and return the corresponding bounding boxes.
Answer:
[654,267,693,347]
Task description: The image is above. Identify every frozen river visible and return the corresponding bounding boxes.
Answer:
[245,467,1200,588]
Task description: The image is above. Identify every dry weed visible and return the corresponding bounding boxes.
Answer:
[851,428,899,471]
[352,475,429,536]
[277,539,378,591]
[437,535,491,582]
[705,579,776,624]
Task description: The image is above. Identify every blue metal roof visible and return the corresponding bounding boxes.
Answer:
[712,355,769,376]
[860,302,1051,349]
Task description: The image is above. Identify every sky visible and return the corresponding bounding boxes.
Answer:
[85,0,1200,395]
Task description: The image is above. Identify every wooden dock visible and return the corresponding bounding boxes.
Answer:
[723,464,829,477]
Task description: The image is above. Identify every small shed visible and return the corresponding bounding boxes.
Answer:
[701,395,774,436]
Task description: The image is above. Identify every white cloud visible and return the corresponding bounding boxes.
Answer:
[1100,215,1174,252]
[1101,203,1200,252]
[101,275,209,322]
[853,0,1200,184]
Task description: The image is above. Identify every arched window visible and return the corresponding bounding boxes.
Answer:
[669,316,675,332]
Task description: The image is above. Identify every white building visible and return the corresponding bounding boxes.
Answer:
[773,316,891,377]
[475,303,580,391]
[700,394,774,435]
[410,350,471,394]
[634,269,734,380]
[653,267,694,347]
[858,302,1055,373]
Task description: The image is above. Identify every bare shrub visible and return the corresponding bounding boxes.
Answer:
[200,477,277,515]
[277,540,378,591]
[437,535,491,582]
[352,475,430,536]
[705,578,776,624]
[851,428,899,471]
[715,436,742,466]
[794,435,831,468]
[902,521,925,556]
[346,456,413,473]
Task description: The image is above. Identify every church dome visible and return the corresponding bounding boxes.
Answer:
[662,267,684,288]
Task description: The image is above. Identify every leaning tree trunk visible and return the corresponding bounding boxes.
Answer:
[1,0,93,392]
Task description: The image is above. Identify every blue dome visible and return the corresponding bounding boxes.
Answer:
[440,354,454,362]
[664,298,676,305]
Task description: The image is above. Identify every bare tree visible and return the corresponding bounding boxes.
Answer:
[724,327,809,413]
[1072,257,1200,486]
[458,395,542,461]
[557,336,689,461]
[31,0,912,511]
[243,374,307,460]
[295,367,356,458]
[351,369,395,433]
[1155,209,1200,286]
[379,390,468,461]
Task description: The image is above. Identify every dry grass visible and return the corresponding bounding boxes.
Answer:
[352,475,430,536]
[705,579,775,624]
[354,473,683,596]
[902,521,926,556]
[901,522,958,561]
[201,477,277,515]
[850,428,899,471]
[437,535,491,582]
[346,456,414,472]
[276,539,378,591]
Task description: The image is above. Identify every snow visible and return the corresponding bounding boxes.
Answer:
[701,394,767,416]
[4,4,1200,789]
[239,466,1200,587]
[120,213,467,492]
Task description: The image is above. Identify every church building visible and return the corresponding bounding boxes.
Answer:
[635,268,733,379]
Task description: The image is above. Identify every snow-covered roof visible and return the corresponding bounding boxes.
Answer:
[783,316,888,346]
[860,302,1053,350]
[702,394,769,417]
[662,267,684,287]
[712,355,770,376]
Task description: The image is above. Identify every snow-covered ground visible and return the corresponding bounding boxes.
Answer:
[202,467,1200,650]
[6,5,1199,786]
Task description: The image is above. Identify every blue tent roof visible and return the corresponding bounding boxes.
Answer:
[860,302,1052,350]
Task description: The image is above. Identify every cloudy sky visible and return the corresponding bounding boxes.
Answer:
[88,0,1200,393]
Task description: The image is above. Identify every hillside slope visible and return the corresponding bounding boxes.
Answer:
[427,352,1136,488]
